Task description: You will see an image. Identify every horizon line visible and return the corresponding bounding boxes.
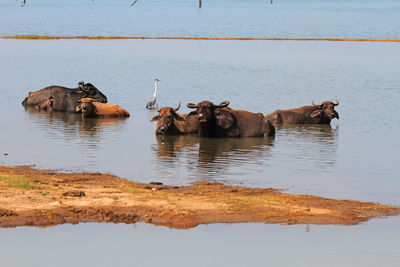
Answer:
[2,35,400,42]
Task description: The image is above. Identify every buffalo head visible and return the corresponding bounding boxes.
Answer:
[151,103,184,134]
[311,100,339,120]
[187,101,230,123]
[76,97,97,116]
[187,101,235,137]
[78,81,107,103]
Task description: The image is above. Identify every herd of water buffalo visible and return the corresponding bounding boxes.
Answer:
[22,82,339,138]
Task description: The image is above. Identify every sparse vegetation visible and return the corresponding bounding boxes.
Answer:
[0,175,48,190]
[0,166,398,229]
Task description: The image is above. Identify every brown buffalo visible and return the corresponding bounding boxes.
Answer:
[265,100,339,125]
[151,103,199,135]
[76,98,130,118]
[187,101,275,137]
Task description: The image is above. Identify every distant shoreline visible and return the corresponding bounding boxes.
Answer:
[2,35,400,42]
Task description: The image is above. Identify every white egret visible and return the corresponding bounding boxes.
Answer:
[146,78,161,109]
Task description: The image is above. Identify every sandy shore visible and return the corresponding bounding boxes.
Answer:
[0,166,398,229]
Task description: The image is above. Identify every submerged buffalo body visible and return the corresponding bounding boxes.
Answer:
[76,98,130,118]
[22,82,107,112]
[151,103,199,135]
[265,100,339,125]
[187,101,275,137]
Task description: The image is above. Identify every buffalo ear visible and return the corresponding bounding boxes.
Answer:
[216,110,235,129]
[151,115,160,121]
[311,109,322,118]
[186,111,197,119]
[174,114,185,121]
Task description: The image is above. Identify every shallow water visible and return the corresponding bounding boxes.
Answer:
[1,39,399,205]
[1,217,400,267]
[1,0,400,39]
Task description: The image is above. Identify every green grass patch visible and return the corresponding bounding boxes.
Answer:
[0,175,28,183]
[111,195,125,200]
[41,191,50,196]
[3,35,60,40]
[124,187,138,194]
[1,175,48,190]
[7,183,48,190]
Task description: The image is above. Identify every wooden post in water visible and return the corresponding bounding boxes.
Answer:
[199,0,202,8]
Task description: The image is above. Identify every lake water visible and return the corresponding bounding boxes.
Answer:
[1,0,400,266]
[1,0,400,39]
[1,218,400,267]
[1,39,399,205]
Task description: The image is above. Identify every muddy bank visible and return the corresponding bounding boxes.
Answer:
[0,166,398,229]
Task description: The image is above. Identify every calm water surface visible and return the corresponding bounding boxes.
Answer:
[1,39,399,204]
[0,39,399,266]
[1,218,400,267]
[0,0,399,38]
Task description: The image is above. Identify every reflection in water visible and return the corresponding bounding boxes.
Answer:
[153,125,338,182]
[24,107,129,151]
[275,124,339,170]
[153,135,275,180]
[197,137,275,167]
[155,135,199,159]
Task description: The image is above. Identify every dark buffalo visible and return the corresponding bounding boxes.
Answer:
[186,101,275,137]
[265,100,339,125]
[22,81,107,112]
[151,103,199,135]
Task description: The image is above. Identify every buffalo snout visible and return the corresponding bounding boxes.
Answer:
[157,126,168,134]
[197,113,207,122]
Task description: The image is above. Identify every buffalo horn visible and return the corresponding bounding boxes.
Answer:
[215,101,230,108]
[334,99,339,106]
[155,104,161,112]
[173,102,181,112]
[78,81,84,89]
[187,103,198,109]
[78,81,89,92]
[312,101,322,108]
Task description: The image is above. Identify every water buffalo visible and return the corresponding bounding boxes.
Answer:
[35,96,55,112]
[76,98,130,118]
[22,81,107,112]
[265,100,339,125]
[151,103,199,135]
[186,101,275,137]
